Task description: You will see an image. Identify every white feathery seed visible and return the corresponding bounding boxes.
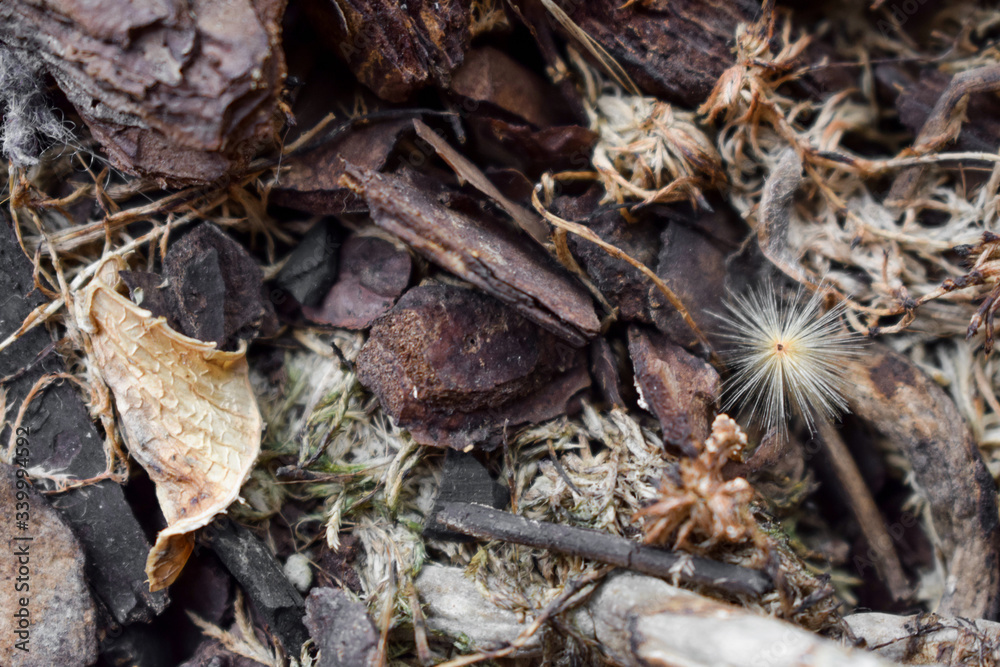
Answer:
[715,284,864,439]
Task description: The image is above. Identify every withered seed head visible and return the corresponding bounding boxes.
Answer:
[714,283,864,440]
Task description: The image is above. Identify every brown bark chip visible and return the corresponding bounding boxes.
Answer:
[304,236,412,330]
[653,205,744,349]
[845,344,1000,620]
[273,220,345,310]
[327,0,471,102]
[270,119,411,216]
[0,463,97,666]
[357,285,589,450]
[628,327,720,456]
[122,223,277,351]
[304,588,378,667]
[552,0,759,107]
[449,46,568,128]
[0,0,287,185]
[556,191,661,325]
[341,164,600,346]
[163,224,276,349]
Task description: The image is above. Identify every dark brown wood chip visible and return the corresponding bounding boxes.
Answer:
[449,46,570,128]
[341,164,600,346]
[845,344,1000,620]
[270,119,411,216]
[304,588,378,667]
[163,224,277,350]
[356,284,589,450]
[628,327,720,457]
[304,236,412,330]
[556,190,661,325]
[0,0,286,185]
[273,220,344,310]
[326,0,470,102]
[552,0,758,107]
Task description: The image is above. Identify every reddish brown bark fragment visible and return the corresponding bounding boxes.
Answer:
[341,164,600,346]
[545,0,758,107]
[0,0,287,185]
[357,285,589,450]
[328,0,471,102]
[270,119,411,215]
[450,46,568,127]
[628,327,720,456]
[304,236,412,330]
[555,189,661,325]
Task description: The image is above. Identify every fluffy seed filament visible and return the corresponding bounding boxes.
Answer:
[715,284,864,439]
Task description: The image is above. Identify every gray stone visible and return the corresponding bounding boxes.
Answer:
[0,462,97,665]
[415,563,541,656]
[304,588,377,667]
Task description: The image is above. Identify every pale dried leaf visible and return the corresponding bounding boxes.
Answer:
[75,257,262,591]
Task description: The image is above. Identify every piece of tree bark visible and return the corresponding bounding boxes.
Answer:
[162,224,277,349]
[574,572,894,667]
[357,284,589,450]
[270,119,411,215]
[628,327,719,456]
[326,0,471,102]
[273,220,344,311]
[449,46,571,128]
[200,518,307,656]
[0,0,287,185]
[303,235,411,329]
[304,588,378,667]
[539,0,759,107]
[555,189,662,326]
[341,164,600,346]
[845,611,1000,664]
[844,343,1000,620]
[416,568,887,666]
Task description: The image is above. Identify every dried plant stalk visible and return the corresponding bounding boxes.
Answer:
[75,257,262,591]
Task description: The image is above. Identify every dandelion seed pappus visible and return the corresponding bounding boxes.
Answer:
[713,283,865,440]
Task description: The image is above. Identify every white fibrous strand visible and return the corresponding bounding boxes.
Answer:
[0,44,74,165]
[715,284,864,439]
